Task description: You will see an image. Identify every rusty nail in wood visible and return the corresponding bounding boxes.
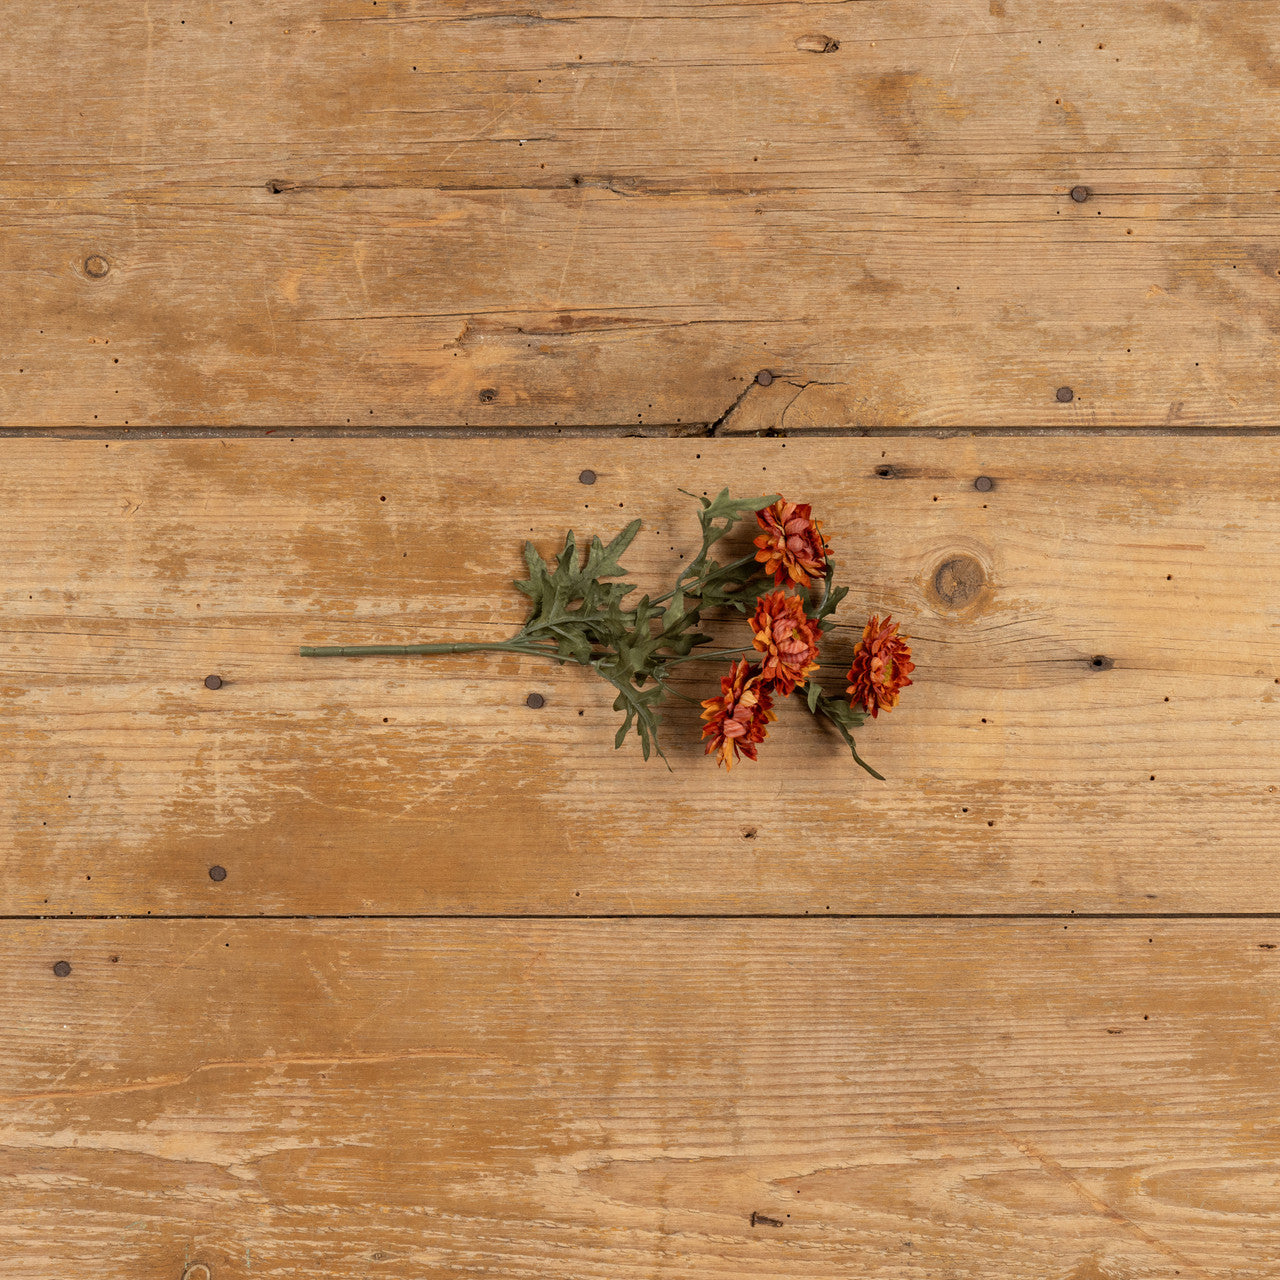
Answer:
[53,961,71,977]
[204,675,223,689]
[579,469,596,485]
[1070,185,1091,203]
[1056,386,1074,403]
[974,476,994,492]
[84,255,109,278]
[209,865,227,882]
[526,692,546,709]
[756,369,774,386]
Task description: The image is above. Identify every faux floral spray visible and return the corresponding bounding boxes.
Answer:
[300,489,913,777]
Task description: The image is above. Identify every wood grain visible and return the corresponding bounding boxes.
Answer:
[3,919,1278,1278]
[4,0,1280,427]
[1,436,1277,916]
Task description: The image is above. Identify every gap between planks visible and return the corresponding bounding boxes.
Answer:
[4,426,1280,440]
[10,912,1280,922]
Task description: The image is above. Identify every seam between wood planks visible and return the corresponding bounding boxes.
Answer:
[7,912,1280,922]
[3,427,1280,440]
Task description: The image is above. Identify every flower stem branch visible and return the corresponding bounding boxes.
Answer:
[299,640,560,659]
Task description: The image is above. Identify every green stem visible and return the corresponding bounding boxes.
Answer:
[660,645,756,668]
[299,640,561,659]
[650,552,757,608]
[656,683,704,705]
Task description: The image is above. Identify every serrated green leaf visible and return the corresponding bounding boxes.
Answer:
[600,663,669,768]
[513,539,552,603]
[516,518,643,644]
[552,625,592,663]
[678,488,780,556]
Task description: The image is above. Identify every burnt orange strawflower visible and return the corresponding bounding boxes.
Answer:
[845,614,914,717]
[751,591,822,695]
[700,658,777,769]
[753,499,830,588]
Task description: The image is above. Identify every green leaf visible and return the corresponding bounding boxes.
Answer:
[816,694,883,780]
[515,519,641,641]
[552,625,592,663]
[816,585,849,627]
[678,488,780,559]
[599,662,670,768]
[809,561,846,626]
[513,539,551,604]
[806,678,822,713]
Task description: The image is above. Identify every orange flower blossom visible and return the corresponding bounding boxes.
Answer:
[700,658,777,769]
[753,499,830,587]
[845,614,915,718]
[751,591,822,695]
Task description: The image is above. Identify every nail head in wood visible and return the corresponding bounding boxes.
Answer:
[204,674,223,689]
[526,692,546,709]
[1070,185,1091,203]
[578,469,596,485]
[53,960,71,977]
[1056,386,1074,403]
[755,369,774,386]
[974,476,994,492]
[209,865,227,882]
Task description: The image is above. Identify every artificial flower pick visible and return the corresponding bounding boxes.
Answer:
[299,489,913,777]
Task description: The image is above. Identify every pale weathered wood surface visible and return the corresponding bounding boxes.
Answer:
[3,920,1279,1279]
[5,0,1280,427]
[1,436,1277,916]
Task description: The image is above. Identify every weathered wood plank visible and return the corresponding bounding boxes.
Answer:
[4,0,1279,426]
[0,437,1277,915]
[2,919,1278,1278]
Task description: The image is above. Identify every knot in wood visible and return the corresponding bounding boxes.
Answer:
[931,554,987,611]
[795,33,840,52]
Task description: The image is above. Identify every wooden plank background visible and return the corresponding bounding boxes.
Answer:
[5,0,1280,427]
[5,920,1280,1279]
[2,438,1278,917]
[5,0,1280,1276]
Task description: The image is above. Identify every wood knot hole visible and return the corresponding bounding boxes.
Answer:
[795,33,840,52]
[931,554,986,610]
[84,255,110,279]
